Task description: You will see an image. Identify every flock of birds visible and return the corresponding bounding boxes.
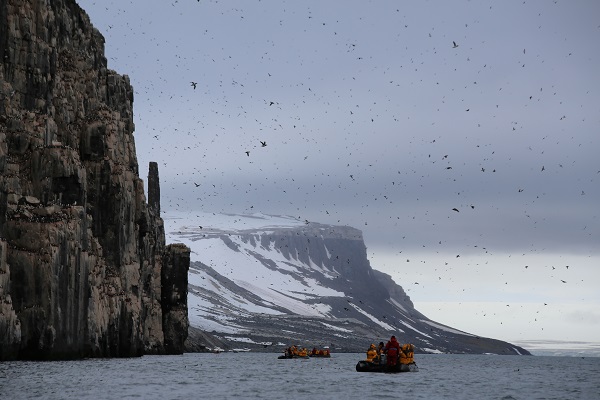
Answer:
[83,0,598,340]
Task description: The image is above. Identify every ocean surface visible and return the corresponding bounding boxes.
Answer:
[1,353,599,400]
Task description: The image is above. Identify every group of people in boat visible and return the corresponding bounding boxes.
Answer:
[283,345,331,358]
[365,335,415,367]
[310,347,330,357]
[284,345,308,357]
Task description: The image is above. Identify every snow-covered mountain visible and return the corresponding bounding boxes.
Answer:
[165,212,530,355]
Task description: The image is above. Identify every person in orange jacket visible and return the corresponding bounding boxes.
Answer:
[366,343,378,362]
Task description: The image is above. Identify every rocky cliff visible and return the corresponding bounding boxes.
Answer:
[0,0,189,360]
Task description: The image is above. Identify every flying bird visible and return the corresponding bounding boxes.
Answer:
[245,151,250,156]
[452,208,459,212]
[260,141,267,147]
[453,41,459,48]
[190,81,197,89]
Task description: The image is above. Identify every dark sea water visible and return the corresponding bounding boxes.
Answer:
[1,353,599,400]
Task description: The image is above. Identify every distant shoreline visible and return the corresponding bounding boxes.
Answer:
[512,340,600,357]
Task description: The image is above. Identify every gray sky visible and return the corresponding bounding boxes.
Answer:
[78,0,599,344]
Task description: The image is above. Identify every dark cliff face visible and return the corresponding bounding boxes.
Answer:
[0,0,189,360]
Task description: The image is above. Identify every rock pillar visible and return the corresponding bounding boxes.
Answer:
[148,162,160,215]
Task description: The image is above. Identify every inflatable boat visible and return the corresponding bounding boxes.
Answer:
[357,342,417,373]
[309,353,331,358]
[355,360,418,373]
[278,354,309,359]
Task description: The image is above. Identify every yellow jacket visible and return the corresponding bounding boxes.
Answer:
[400,343,414,364]
[366,344,377,362]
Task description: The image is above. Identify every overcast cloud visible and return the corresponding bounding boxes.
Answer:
[78,0,599,343]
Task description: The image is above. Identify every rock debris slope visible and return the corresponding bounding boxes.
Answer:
[0,0,189,360]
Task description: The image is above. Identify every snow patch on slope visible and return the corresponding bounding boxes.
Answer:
[420,319,475,336]
[348,303,395,331]
[400,321,432,338]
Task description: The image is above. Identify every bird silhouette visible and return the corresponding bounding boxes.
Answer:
[453,41,459,48]
[260,141,267,147]
[190,81,197,89]
[245,151,250,156]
